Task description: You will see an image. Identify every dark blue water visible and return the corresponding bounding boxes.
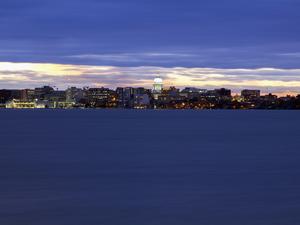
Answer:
[1,110,300,225]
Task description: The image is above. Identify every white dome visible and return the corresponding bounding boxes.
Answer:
[154,77,163,84]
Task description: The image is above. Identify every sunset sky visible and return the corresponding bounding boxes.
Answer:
[1,0,300,94]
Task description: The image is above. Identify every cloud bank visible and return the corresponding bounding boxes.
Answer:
[1,0,300,68]
[1,62,300,95]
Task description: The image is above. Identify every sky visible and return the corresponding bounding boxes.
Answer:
[1,0,300,94]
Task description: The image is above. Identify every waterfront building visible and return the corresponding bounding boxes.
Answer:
[116,87,135,108]
[206,90,219,99]
[133,87,146,95]
[34,86,54,100]
[0,90,13,104]
[86,87,117,107]
[5,99,46,109]
[159,87,181,102]
[66,87,84,102]
[0,89,24,104]
[116,87,126,107]
[134,94,150,109]
[241,89,260,100]
[214,88,232,98]
[261,93,278,102]
[180,87,207,99]
[53,101,75,109]
[45,90,66,102]
[116,87,128,108]
[20,89,35,101]
[116,87,152,108]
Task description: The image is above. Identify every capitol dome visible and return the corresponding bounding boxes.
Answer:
[153,77,163,96]
[154,77,163,84]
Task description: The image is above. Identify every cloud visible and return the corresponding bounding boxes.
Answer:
[277,52,300,58]
[1,0,300,69]
[67,52,196,63]
[1,62,300,95]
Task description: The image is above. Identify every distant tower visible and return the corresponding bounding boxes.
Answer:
[153,77,163,94]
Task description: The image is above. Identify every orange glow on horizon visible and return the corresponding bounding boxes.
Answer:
[1,62,300,96]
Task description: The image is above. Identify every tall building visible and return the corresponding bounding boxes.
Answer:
[20,89,35,101]
[34,86,54,100]
[119,87,135,108]
[0,89,22,103]
[0,90,13,104]
[85,87,116,107]
[134,94,150,108]
[158,87,183,103]
[181,87,207,99]
[66,87,84,102]
[214,88,231,98]
[116,87,151,108]
[241,89,260,100]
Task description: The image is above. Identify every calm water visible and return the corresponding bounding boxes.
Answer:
[1,110,300,225]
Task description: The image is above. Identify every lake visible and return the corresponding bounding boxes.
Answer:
[1,110,300,225]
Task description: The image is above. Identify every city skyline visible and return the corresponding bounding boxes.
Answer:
[2,82,300,110]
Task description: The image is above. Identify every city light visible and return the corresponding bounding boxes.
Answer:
[1,77,300,109]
